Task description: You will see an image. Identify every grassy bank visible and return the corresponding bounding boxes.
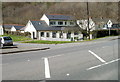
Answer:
[0,34,31,42]
[23,40,73,44]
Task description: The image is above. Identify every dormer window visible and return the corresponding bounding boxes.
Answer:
[70,21,74,25]
[50,21,56,25]
[65,22,67,25]
[58,21,63,25]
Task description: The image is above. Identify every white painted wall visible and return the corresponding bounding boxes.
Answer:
[24,20,37,39]
[38,31,83,41]
[40,14,50,25]
[11,26,16,31]
[49,20,76,27]
[0,25,3,35]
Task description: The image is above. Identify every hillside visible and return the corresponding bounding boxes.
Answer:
[2,2,118,25]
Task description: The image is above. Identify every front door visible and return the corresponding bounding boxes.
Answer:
[33,32,35,39]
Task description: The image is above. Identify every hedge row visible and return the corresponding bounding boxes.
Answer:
[5,31,31,37]
[92,29,120,38]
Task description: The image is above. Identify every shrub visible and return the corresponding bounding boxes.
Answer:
[5,31,31,37]
[92,29,120,38]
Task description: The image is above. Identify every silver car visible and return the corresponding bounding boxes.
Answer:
[0,36,13,46]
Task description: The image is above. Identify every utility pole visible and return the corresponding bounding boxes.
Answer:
[87,2,90,40]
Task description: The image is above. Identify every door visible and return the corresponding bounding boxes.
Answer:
[33,32,35,39]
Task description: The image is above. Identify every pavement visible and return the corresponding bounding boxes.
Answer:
[1,43,50,54]
[1,36,119,81]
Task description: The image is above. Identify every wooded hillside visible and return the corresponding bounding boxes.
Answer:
[2,2,118,25]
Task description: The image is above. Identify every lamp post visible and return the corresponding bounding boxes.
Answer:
[87,2,90,40]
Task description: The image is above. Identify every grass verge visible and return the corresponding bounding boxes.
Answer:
[23,40,74,44]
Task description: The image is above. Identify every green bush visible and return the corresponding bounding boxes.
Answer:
[92,29,120,38]
[5,31,31,37]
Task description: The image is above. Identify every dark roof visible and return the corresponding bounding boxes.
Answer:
[45,14,75,20]
[30,20,61,31]
[3,24,24,30]
[3,25,13,29]
[14,25,24,30]
[92,18,118,24]
[30,20,80,31]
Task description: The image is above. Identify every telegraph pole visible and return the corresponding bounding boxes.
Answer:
[87,2,90,40]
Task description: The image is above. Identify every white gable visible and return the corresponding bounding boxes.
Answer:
[24,20,36,32]
[11,26,16,31]
[40,14,49,25]
[0,25,3,35]
[24,20,37,39]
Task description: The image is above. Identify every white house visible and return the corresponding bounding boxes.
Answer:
[24,14,83,41]
[2,24,24,32]
[11,25,24,32]
[0,25,4,35]
[41,14,76,27]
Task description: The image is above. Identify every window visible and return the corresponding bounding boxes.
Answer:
[41,32,44,37]
[50,21,56,25]
[52,32,56,38]
[65,22,67,25]
[58,21,63,25]
[70,21,74,25]
[67,32,71,39]
[74,32,78,35]
[4,37,12,40]
[59,32,63,38]
[46,32,49,37]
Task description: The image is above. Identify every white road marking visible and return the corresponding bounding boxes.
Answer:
[87,58,120,70]
[27,60,30,61]
[66,74,70,76]
[44,58,51,78]
[88,50,106,63]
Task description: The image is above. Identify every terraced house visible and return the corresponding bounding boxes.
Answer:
[24,14,83,41]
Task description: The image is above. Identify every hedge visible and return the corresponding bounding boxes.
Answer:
[5,31,31,37]
[92,29,120,38]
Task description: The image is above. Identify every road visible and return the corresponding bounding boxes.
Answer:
[2,36,119,80]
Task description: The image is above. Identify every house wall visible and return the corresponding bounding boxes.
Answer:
[0,25,3,35]
[38,31,83,41]
[24,20,37,39]
[49,20,76,27]
[11,26,16,31]
[40,14,50,25]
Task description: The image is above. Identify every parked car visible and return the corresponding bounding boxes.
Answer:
[0,36,13,46]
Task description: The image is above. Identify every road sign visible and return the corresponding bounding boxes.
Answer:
[107,20,112,36]
[107,20,112,28]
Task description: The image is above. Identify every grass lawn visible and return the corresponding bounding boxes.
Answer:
[0,34,31,42]
[23,40,74,44]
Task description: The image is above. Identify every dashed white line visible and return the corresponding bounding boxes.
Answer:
[88,50,106,63]
[87,58,120,70]
[44,58,51,78]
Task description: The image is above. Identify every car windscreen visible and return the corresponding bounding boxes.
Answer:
[3,37,12,40]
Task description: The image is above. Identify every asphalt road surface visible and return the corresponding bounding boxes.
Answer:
[2,37,119,80]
